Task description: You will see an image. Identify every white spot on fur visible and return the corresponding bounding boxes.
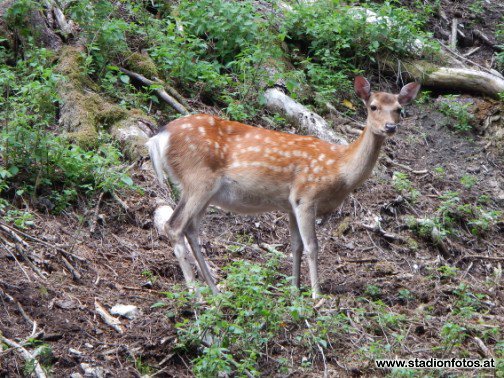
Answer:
[313,166,322,174]
[198,127,205,134]
[331,145,338,151]
[318,154,326,161]
[208,117,215,126]
[189,144,196,151]
[327,159,335,165]
[214,142,220,149]
[181,123,192,129]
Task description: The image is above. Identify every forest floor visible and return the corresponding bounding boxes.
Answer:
[1,0,503,377]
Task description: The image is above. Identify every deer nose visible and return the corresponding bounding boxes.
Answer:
[385,123,398,133]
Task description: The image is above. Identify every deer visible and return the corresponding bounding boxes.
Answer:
[147,76,420,298]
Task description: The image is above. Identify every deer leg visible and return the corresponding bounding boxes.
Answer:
[184,208,219,294]
[168,187,219,294]
[288,212,303,289]
[292,203,320,299]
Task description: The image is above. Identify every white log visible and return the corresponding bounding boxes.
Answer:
[264,88,348,145]
[426,67,504,96]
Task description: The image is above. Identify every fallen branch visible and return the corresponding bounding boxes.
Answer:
[384,157,428,175]
[119,67,189,115]
[473,336,494,358]
[94,300,123,333]
[382,57,504,98]
[0,336,47,378]
[473,29,502,51]
[263,88,348,145]
[60,254,82,281]
[89,192,104,235]
[462,255,504,261]
[43,0,74,38]
[449,18,458,50]
[360,222,407,244]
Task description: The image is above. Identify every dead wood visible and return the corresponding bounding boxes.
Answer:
[386,58,504,98]
[0,336,47,378]
[94,300,123,333]
[119,67,189,115]
[263,88,348,145]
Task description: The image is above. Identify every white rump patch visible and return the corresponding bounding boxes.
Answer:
[146,131,171,185]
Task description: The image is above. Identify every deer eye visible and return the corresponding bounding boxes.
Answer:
[370,105,378,111]
[395,108,403,114]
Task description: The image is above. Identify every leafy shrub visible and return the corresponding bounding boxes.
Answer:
[282,0,437,102]
[437,95,474,132]
[0,45,136,214]
[167,254,350,376]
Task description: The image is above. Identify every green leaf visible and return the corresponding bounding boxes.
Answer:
[119,75,130,84]
[120,176,134,186]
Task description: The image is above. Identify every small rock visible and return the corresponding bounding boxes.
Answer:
[70,373,83,378]
[110,304,139,320]
[142,281,153,289]
[69,348,83,356]
[467,165,480,174]
[81,363,107,378]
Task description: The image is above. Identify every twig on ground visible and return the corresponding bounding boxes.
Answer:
[60,254,82,281]
[119,67,189,114]
[89,192,104,235]
[94,300,123,333]
[462,255,504,261]
[0,222,86,262]
[305,319,328,378]
[0,336,47,378]
[384,157,428,175]
[473,337,494,358]
[449,18,459,50]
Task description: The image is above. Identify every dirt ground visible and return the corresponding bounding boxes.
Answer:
[1,0,503,377]
[1,91,503,377]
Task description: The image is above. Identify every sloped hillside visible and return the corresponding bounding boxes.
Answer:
[0,0,503,376]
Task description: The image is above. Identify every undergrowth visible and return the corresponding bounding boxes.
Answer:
[164,253,351,377]
[0,42,135,217]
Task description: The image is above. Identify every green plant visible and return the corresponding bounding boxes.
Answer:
[365,284,381,299]
[460,174,477,189]
[437,95,474,132]
[468,0,485,17]
[414,90,432,104]
[392,172,421,202]
[433,165,445,178]
[439,322,467,352]
[166,255,351,376]
[436,265,458,280]
[397,289,414,302]
[3,209,34,229]
[0,45,137,212]
[282,0,437,104]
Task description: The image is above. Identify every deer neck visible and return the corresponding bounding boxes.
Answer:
[340,123,385,189]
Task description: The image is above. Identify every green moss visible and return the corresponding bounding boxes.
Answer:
[55,47,152,157]
[333,217,351,237]
[401,60,439,81]
[124,52,159,78]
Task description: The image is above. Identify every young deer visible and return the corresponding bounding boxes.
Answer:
[148,77,420,298]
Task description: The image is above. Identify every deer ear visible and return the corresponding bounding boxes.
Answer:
[398,82,421,105]
[355,76,371,101]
